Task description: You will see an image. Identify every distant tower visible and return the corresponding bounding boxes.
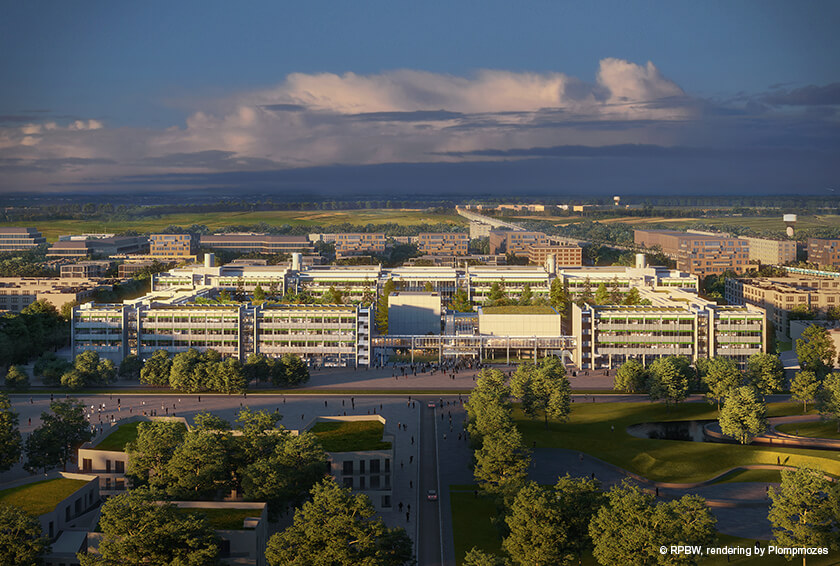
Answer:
[783,214,797,238]
[613,196,621,206]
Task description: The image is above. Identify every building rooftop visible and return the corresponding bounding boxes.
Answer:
[481,305,557,315]
[310,420,391,452]
[0,478,89,517]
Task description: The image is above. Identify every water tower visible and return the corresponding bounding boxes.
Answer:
[783,214,797,238]
[613,195,621,206]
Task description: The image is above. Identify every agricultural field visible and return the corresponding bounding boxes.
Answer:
[2,209,467,242]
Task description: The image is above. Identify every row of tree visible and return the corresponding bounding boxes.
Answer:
[0,300,69,367]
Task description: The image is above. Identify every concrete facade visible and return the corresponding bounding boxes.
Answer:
[335,233,386,258]
[149,234,198,261]
[742,237,797,265]
[418,232,469,255]
[388,292,442,335]
[200,233,313,255]
[635,229,750,276]
[0,227,45,251]
[807,238,840,268]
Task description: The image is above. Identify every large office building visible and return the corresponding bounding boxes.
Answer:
[0,227,46,251]
[742,237,797,265]
[528,244,583,267]
[47,234,149,258]
[634,229,750,276]
[807,238,840,268]
[0,277,103,313]
[418,232,469,255]
[334,233,386,258]
[725,276,840,339]
[149,234,198,261]
[199,233,313,255]
[60,261,111,279]
[489,230,549,256]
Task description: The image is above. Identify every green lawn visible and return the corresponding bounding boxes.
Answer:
[174,507,258,530]
[515,402,840,483]
[93,421,143,451]
[310,420,391,452]
[776,420,840,440]
[0,478,89,517]
[450,488,504,565]
[776,340,792,353]
[2,209,466,242]
[712,468,782,485]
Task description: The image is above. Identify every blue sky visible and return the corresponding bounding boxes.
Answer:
[1,1,838,196]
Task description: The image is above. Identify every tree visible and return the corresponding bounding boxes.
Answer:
[33,352,71,386]
[792,370,821,413]
[140,350,172,386]
[165,430,232,500]
[510,357,570,428]
[745,352,785,399]
[125,420,187,490]
[486,282,508,307]
[78,488,221,566]
[244,353,273,383]
[280,354,309,386]
[613,359,647,393]
[5,365,29,390]
[169,348,204,392]
[118,354,142,381]
[375,279,396,334]
[321,285,344,305]
[465,369,513,445]
[817,372,840,432]
[423,282,434,292]
[24,399,92,473]
[265,479,415,566]
[474,427,530,498]
[61,350,116,389]
[609,277,623,304]
[549,277,569,312]
[648,356,691,408]
[0,504,50,566]
[210,358,247,394]
[253,284,266,304]
[504,476,603,566]
[701,357,742,411]
[0,393,21,472]
[449,288,473,312]
[768,468,840,563]
[590,481,716,566]
[463,548,507,566]
[578,277,593,305]
[518,284,533,306]
[594,283,610,305]
[719,386,767,444]
[622,287,642,305]
[796,324,837,379]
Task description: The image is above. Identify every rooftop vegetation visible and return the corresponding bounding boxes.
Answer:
[174,507,258,530]
[94,421,187,451]
[310,420,391,452]
[0,478,89,517]
[482,305,556,315]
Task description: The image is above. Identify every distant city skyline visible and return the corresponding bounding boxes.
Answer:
[1,1,838,195]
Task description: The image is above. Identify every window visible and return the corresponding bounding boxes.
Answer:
[343,461,353,475]
[384,458,390,472]
[65,506,71,521]
[381,495,391,508]
[359,476,365,490]
[115,460,124,473]
[370,475,380,489]
[358,460,365,474]
[343,477,353,488]
[370,459,380,473]
[82,458,92,472]
[116,479,125,491]
[105,459,111,473]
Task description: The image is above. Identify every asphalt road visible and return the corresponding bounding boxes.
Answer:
[418,404,443,566]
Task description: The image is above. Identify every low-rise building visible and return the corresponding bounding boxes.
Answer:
[489,230,549,256]
[725,276,840,339]
[742,237,797,265]
[61,261,112,279]
[0,227,46,251]
[335,233,386,258]
[527,244,583,267]
[807,238,840,268]
[388,292,441,335]
[418,232,468,255]
[635,229,750,276]
[149,234,198,261]
[0,277,103,313]
[47,235,149,258]
[200,233,313,255]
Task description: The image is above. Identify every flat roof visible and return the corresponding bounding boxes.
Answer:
[0,478,89,517]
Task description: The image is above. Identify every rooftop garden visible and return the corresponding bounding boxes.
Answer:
[94,421,186,451]
[174,507,258,530]
[482,305,556,315]
[310,420,391,452]
[0,478,89,517]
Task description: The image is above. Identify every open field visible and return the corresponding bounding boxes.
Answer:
[1,209,467,242]
[776,420,840,440]
[515,402,840,483]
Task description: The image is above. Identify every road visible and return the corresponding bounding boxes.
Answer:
[418,404,442,566]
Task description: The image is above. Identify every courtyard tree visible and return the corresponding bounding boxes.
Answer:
[243,353,273,383]
[265,478,415,566]
[448,288,473,312]
[648,356,692,408]
[549,277,569,312]
[117,354,142,380]
[816,372,840,432]
[375,278,396,333]
[593,282,610,305]
[24,399,91,473]
[5,365,29,390]
[792,370,821,413]
[518,283,533,306]
[139,349,172,386]
[719,386,767,444]
[78,488,221,566]
[745,352,785,399]
[169,348,204,392]
[613,359,648,393]
[61,350,116,389]
[164,430,233,500]
[0,504,50,566]
[486,282,509,307]
[511,357,571,428]
[125,420,187,490]
[796,324,837,379]
[0,392,21,472]
[769,467,840,561]
[702,356,742,411]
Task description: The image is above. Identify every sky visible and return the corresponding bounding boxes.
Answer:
[1,1,838,197]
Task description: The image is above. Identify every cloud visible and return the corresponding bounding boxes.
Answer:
[763,83,840,106]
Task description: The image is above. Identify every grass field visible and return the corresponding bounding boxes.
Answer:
[776,420,840,440]
[310,420,391,452]
[2,208,467,242]
[515,402,840,483]
[713,468,782,485]
[0,478,89,517]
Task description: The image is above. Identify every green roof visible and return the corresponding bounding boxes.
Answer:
[482,305,556,315]
[174,507,258,530]
[0,478,89,517]
[311,421,391,452]
[94,421,187,452]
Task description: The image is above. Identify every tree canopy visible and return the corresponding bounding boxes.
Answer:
[0,504,50,566]
[719,385,767,444]
[24,399,92,473]
[0,392,22,472]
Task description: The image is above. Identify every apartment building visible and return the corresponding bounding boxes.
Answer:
[572,287,766,369]
[635,229,749,276]
[47,234,149,258]
[528,244,583,267]
[807,238,840,268]
[418,232,469,255]
[489,230,549,256]
[725,276,840,339]
[334,233,386,258]
[60,261,111,278]
[0,227,46,251]
[742,237,797,265]
[199,233,313,255]
[149,234,198,261]
[0,277,103,313]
